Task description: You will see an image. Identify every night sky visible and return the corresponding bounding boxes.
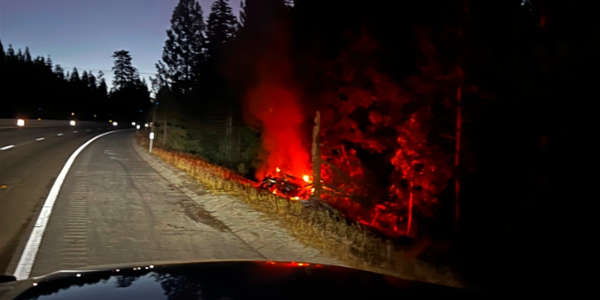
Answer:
[0,0,241,89]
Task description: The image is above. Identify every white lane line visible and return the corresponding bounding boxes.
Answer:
[0,145,15,151]
[14,129,126,280]
[57,133,64,136]
[35,137,45,142]
[73,131,78,133]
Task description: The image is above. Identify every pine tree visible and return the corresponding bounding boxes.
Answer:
[16,49,24,61]
[6,44,15,60]
[111,50,139,90]
[34,56,45,67]
[207,0,239,52]
[0,40,5,63]
[159,0,206,96]
[96,70,104,83]
[239,0,246,26]
[88,71,97,91]
[54,64,65,80]
[24,46,32,63]
[46,55,53,69]
[98,78,108,96]
[70,67,80,83]
[81,70,89,86]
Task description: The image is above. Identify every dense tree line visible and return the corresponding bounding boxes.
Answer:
[0,41,107,120]
[153,0,595,293]
[0,41,149,122]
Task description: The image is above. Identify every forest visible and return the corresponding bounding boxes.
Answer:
[2,0,595,293]
[0,43,149,123]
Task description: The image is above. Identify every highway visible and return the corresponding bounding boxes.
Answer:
[0,125,268,278]
[0,121,118,274]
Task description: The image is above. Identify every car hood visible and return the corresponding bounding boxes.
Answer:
[0,260,476,299]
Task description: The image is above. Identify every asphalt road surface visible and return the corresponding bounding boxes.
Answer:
[0,124,119,274]
[2,129,265,277]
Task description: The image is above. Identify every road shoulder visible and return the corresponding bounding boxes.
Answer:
[132,138,342,266]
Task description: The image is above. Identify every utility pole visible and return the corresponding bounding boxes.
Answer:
[311,111,322,199]
[149,100,158,153]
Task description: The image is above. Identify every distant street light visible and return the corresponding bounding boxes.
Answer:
[71,112,75,116]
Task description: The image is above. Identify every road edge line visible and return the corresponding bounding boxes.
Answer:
[13,129,129,280]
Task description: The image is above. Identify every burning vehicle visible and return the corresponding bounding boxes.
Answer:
[258,168,313,200]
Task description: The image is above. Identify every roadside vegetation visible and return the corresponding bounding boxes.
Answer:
[137,134,460,288]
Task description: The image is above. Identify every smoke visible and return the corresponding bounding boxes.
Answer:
[239,9,311,179]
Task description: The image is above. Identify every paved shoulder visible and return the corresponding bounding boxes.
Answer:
[31,131,264,276]
[134,138,342,266]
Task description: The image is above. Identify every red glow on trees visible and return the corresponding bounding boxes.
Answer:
[242,21,311,180]
[244,27,458,237]
[246,81,311,179]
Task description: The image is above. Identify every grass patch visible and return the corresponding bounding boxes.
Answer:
[137,135,460,288]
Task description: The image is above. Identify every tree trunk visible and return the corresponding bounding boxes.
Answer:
[407,185,414,237]
[312,111,322,198]
[455,85,462,232]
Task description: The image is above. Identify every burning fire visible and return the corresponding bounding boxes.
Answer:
[259,167,314,200]
[243,26,452,238]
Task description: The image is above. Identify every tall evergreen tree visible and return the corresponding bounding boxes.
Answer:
[54,64,65,80]
[207,0,239,52]
[6,44,15,60]
[159,0,206,96]
[111,50,139,90]
[24,46,32,63]
[239,0,246,27]
[46,55,53,69]
[88,71,97,91]
[16,49,24,61]
[0,40,5,63]
[98,78,108,96]
[96,70,105,84]
[70,67,80,83]
[33,56,44,66]
[81,70,89,86]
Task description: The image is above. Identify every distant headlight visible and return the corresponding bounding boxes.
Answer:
[144,123,149,128]
[17,119,25,126]
[70,120,76,126]
[136,125,140,130]
[112,122,118,126]
[131,122,136,126]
